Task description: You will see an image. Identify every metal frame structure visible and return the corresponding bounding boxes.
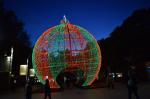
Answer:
[32,17,102,88]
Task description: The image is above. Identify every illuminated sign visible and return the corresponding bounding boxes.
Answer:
[20,65,27,76]
[29,69,35,77]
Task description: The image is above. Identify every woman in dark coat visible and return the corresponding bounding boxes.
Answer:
[44,79,51,99]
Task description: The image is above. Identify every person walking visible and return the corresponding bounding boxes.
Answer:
[106,67,114,89]
[107,73,114,89]
[44,78,51,99]
[127,66,140,99]
[25,79,32,99]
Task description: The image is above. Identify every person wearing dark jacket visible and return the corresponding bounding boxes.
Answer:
[44,78,51,99]
[25,80,32,99]
[127,66,140,99]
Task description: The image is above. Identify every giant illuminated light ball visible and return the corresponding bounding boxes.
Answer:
[32,16,102,88]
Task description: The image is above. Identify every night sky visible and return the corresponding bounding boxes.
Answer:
[4,0,150,46]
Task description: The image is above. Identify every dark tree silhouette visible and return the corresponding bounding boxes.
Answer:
[98,8,150,81]
[0,1,31,76]
[110,8,150,63]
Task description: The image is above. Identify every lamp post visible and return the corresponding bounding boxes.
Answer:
[10,47,13,74]
[8,47,13,87]
[26,58,29,81]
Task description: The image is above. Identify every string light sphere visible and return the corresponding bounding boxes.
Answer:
[32,16,102,88]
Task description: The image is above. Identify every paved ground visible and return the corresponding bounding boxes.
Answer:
[0,82,150,99]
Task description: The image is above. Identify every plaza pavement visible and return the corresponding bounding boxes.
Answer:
[0,82,150,99]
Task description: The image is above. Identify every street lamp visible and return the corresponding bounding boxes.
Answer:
[8,47,13,87]
[9,47,13,74]
[26,58,29,81]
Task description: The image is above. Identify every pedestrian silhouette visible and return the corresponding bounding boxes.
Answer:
[10,75,16,91]
[127,66,140,99]
[107,73,114,89]
[44,78,51,99]
[106,67,114,89]
[25,79,32,99]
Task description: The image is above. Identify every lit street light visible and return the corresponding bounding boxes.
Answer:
[10,47,13,74]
